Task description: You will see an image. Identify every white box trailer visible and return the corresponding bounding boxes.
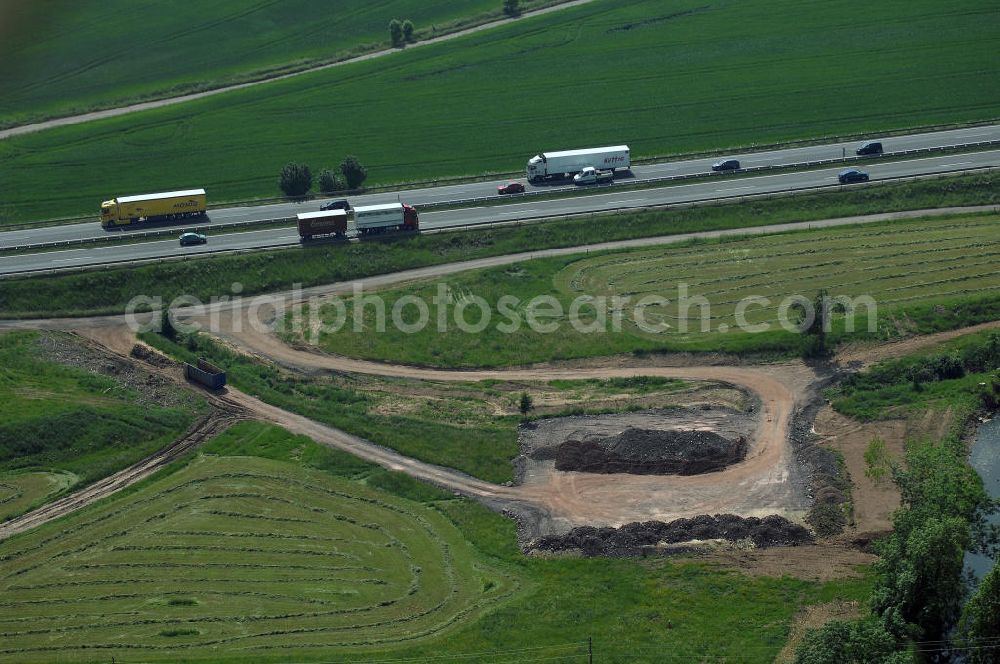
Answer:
[352,202,419,235]
[526,145,630,183]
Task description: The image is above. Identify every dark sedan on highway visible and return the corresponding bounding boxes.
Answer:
[711,158,740,172]
[179,231,208,246]
[838,168,870,184]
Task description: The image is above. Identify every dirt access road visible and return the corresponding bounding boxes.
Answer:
[80,315,815,535]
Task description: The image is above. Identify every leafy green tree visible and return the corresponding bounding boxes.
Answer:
[161,309,177,341]
[503,0,521,17]
[793,619,907,664]
[957,562,1000,663]
[340,155,368,190]
[402,19,414,42]
[389,19,403,47]
[870,438,995,640]
[518,392,533,417]
[318,169,343,194]
[279,162,312,197]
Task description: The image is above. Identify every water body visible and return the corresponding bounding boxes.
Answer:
[965,416,1000,580]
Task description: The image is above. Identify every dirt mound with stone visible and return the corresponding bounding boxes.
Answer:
[553,427,747,475]
[529,514,813,558]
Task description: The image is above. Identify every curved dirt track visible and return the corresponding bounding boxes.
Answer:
[0,405,246,541]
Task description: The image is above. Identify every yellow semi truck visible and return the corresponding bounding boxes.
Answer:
[100,189,207,228]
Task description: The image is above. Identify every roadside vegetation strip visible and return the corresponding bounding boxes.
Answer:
[0,330,205,519]
[300,214,1000,367]
[0,452,520,661]
[0,0,572,130]
[2,0,997,223]
[1,172,997,319]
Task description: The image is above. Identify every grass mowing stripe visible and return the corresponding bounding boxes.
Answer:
[300,213,1000,366]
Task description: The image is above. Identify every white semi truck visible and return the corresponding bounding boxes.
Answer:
[526,145,630,183]
[353,202,419,235]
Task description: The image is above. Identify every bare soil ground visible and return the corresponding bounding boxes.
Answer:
[812,407,906,536]
[774,599,865,663]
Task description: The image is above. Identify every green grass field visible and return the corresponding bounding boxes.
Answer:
[0,421,871,662]
[2,172,997,319]
[0,330,205,518]
[1,0,997,223]
[0,471,74,522]
[304,214,1000,366]
[0,0,517,128]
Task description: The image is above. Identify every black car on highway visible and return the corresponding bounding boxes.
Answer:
[711,158,740,172]
[856,141,883,156]
[320,199,351,212]
[179,231,208,246]
[838,168,870,184]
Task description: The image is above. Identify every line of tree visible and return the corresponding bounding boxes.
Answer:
[389,19,415,47]
[279,156,368,197]
[794,434,1000,663]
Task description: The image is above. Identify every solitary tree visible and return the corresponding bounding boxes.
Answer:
[503,0,521,17]
[402,19,414,42]
[161,308,177,341]
[318,169,343,194]
[518,392,533,417]
[389,19,403,46]
[279,162,312,197]
[340,155,368,190]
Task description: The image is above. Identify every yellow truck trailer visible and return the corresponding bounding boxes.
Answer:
[100,189,207,228]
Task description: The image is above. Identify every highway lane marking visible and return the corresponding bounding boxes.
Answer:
[716,186,754,193]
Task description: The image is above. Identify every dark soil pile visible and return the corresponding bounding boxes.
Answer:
[554,427,746,475]
[530,514,813,558]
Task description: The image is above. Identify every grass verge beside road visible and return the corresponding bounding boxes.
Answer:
[1,172,996,319]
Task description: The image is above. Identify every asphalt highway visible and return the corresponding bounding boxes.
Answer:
[1,124,997,252]
[2,148,995,276]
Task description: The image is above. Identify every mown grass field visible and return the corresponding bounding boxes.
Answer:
[1,0,997,223]
[0,421,871,662]
[0,0,515,127]
[304,214,1000,366]
[2,172,997,319]
[0,330,204,519]
[0,471,74,522]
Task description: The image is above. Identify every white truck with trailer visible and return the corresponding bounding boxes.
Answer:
[352,202,419,235]
[526,145,630,183]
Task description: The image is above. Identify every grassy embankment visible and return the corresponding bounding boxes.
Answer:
[0,0,549,128]
[300,213,1000,366]
[0,330,204,521]
[830,330,1000,424]
[0,420,871,663]
[142,330,733,484]
[1,0,997,223]
[1,172,997,319]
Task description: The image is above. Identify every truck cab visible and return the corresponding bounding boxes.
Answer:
[100,200,118,227]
